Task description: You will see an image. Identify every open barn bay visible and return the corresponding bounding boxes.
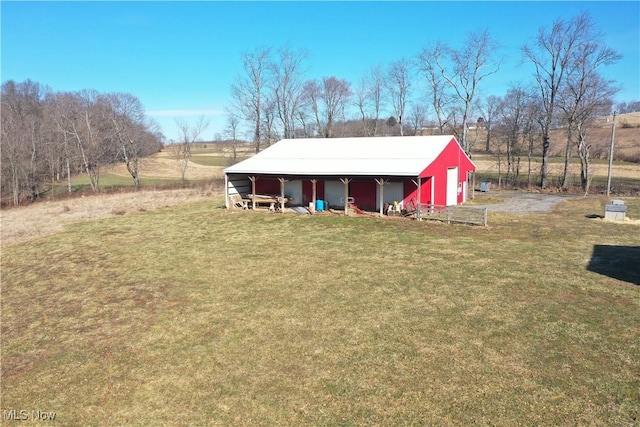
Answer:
[2,196,639,425]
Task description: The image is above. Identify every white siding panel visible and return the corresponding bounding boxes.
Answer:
[462,180,467,203]
[285,180,303,206]
[227,176,251,197]
[383,182,404,205]
[324,180,344,208]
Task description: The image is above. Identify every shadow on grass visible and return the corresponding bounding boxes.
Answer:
[587,245,640,285]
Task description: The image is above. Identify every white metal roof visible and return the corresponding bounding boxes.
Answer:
[225,135,465,176]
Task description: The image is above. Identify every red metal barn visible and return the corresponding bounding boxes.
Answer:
[224,136,475,214]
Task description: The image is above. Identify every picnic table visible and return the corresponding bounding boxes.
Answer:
[246,194,289,210]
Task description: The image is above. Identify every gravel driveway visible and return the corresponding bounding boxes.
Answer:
[471,191,586,213]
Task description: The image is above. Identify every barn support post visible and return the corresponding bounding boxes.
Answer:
[412,178,422,221]
[375,178,387,216]
[417,177,422,221]
[249,176,257,210]
[224,174,229,209]
[340,178,351,216]
[431,177,435,212]
[311,179,317,212]
[278,177,287,212]
[471,171,475,200]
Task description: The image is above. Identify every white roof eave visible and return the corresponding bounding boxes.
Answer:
[224,135,459,176]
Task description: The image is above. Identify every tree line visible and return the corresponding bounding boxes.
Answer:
[227,11,628,190]
[1,11,633,206]
[1,80,163,206]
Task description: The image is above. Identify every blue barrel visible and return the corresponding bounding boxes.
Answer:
[315,199,325,212]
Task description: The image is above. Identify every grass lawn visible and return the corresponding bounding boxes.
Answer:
[190,155,239,167]
[189,152,253,168]
[2,196,639,425]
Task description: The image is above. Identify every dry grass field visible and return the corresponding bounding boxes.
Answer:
[2,194,639,425]
[594,112,640,162]
[0,188,215,247]
[1,126,639,425]
[104,150,226,181]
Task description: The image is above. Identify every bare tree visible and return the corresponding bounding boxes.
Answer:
[225,111,241,162]
[407,103,428,135]
[230,47,271,153]
[436,30,501,153]
[559,76,618,190]
[572,76,616,191]
[302,79,322,136]
[523,12,594,188]
[321,77,351,138]
[42,93,70,192]
[522,96,544,188]
[60,90,120,192]
[417,43,453,135]
[353,65,385,137]
[386,58,412,136]
[260,94,278,147]
[271,45,308,139]
[1,82,28,205]
[496,86,531,184]
[47,91,83,193]
[103,92,160,189]
[1,80,162,203]
[303,77,352,138]
[354,77,369,136]
[174,116,209,182]
[616,101,640,114]
[557,24,621,189]
[0,80,52,203]
[478,95,500,152]
[367,65,385,136]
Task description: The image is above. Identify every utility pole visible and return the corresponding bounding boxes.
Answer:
[606,111,617,197]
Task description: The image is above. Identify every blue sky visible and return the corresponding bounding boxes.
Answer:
[2,1,639,142]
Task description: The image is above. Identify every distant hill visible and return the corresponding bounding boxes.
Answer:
[571,112,639,162]
[466,112,639,163]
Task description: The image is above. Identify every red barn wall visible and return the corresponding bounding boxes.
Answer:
[402,178,432,210]
[255,177,281,194]
[350,181,377,211]
[418,139,475,205]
